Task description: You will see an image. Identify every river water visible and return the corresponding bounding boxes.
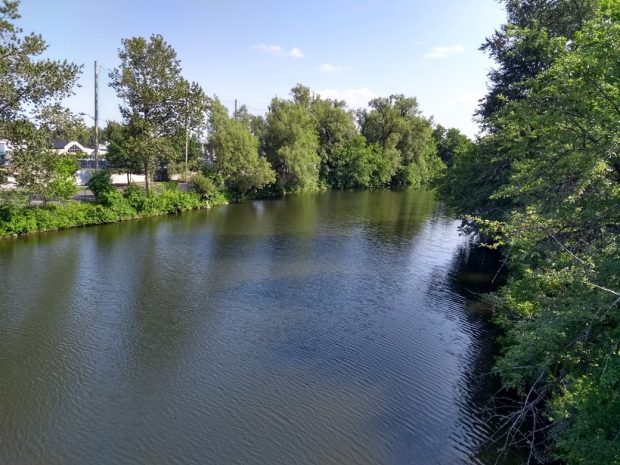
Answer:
[0,191,519,465]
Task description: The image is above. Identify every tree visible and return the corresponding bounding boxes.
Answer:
[438,2,620,462]
[432,125,472,167]
[329,135,388,189]
[206,98,274,200]
[10,140,79,203]
[0,0,80,137]
[108,34,206,191]
[262,86,320,192]
[440,1,598,221]
[359,95,443,188]
[478,0,598,121]
[310,96,358,188]
[101,120,140,184]
[38,104,93,147]
[0,0,81,202]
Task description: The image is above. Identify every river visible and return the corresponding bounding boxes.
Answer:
[0,191,520,465]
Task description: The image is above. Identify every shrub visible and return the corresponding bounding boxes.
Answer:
[87,170,116,203]
[191,173,221,201]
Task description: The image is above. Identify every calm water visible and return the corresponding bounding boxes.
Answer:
[0,191,518,465]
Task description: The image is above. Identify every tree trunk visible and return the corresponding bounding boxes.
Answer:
[144,163,150,193]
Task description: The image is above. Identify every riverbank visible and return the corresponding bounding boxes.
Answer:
[0,184,228,238]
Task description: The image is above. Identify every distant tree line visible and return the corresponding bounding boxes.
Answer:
[1,0,468,205]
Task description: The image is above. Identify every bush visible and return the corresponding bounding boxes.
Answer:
[191,173,222,201]
[87,170,116,203]
[122,184,151,211]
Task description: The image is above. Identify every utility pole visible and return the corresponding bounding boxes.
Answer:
[94,61,99,171]
[185,93,189,182]
[234,99,238,119]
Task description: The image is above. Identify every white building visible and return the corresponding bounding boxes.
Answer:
[52,140,108,157]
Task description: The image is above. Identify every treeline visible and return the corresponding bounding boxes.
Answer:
[103,34,456,199]
[0,0,469,208]
[437,0,620,463]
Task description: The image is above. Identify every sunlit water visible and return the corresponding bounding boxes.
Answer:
[0,191,519,465]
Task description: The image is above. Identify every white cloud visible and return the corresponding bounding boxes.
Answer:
[290,47,303,58]
[317,88,379,108]
[318,63,345,74]
[252,43,304,58]
[426,44,465,59]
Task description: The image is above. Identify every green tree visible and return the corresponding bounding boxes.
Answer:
[1,0,81,202]
[478,0,598,121]
[206,98,275,200]
[0,0,80,137]
[437,2,620,462]
[310,96,358,188]
[485,5,620,462]
[38,104,93,147]
[108,34,206,191]
[441,1,598,221]
[262,86,320,192]
[102,121,140,184]
[432,125,472,167]
[11,142,79,203]
[329,135,388,189]
[359,95,443,188]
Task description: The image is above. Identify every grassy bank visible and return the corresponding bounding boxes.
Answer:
[0,183,228,238]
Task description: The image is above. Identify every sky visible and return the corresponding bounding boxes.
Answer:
[18,0,506,138]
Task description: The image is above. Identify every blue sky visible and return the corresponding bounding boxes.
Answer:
[19,0,506,137]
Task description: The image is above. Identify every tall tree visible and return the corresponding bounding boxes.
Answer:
[206,98,275,200]
[438,1,620,462]
[359,95,443,188]
[484,5,620,461]
[441,1,599,220]
[0,0,80,137]
[310,96,358,187]
[479,0,598,121]
[109,34,206,191]
[262,86,320,192]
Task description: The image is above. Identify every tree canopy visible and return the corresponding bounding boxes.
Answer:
[438,1,620,462]
[206,98,275,200]
[108,34,206,190]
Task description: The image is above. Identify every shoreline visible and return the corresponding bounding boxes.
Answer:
[0,191,229,240]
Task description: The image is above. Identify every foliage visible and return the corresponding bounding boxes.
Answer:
[358,95,444,189]
[329,135,389,189]
[432,125,472,167]
[38,104,94,147]
[0,0,81,203]
[0,183,220,237]
[478,0,598,121]
[103,120,139,177]
[206,98,275,200]
[0,0,80,138]
[191,172,226,203]
[108,34,207,191]
[310,96,358,187]
[10,145,79,202]
[439,1,620,463]
[86,169,115,203]
[262,86,321,192]
[0,189,29,209]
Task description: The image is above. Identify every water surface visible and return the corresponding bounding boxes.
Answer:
[0,191,516,465]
